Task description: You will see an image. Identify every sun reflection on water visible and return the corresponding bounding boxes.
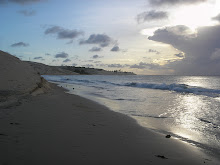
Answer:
[169,94,207,143]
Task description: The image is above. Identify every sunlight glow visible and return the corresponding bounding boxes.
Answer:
[171,3,219,30]
[140,27,160,36]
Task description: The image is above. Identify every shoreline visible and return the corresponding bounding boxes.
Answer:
[0,82,219,164]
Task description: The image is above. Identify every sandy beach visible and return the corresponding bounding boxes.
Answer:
[0,51,219,165]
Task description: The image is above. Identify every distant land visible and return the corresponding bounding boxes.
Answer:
[26,61,135,75]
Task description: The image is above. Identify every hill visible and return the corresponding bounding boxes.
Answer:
[26,61,135,75]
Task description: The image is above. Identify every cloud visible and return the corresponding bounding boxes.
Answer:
[34,56,43,60]
[55,52,69,58]
[66,40,73,44]
[79,34,113,47]
[149,0,209,6]
[149,25,220,75]
[175,52,185,58]
[151,25,196,39]
[57,30,83,40]
[63,59,71,63]
[45,53,50,56]
[45,26,61,34]
[148,25,196,47]
[89,47,102,52]
[92,55,103,59]
[130,62,162,70]
[11,42,29,47]
[94,61,101,63]
[111,45,120,52]
[212,13,220,22]
[149,49,160,54]
[17,10,36,16]
[96,63,128,68]
[45,26,84,40]
[2,0,43,5]
[107,64,124,68]
[83,64,94,68]
[137,10,168,23]
[0,0,7,4]
[210,48,220,60]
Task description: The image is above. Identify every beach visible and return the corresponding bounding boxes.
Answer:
[0,51,219,164]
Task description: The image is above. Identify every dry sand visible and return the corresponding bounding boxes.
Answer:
[0,50,219,164]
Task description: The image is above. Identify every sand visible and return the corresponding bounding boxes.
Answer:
[0,50,219,165]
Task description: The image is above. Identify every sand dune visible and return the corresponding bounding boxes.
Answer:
[0,51,50,108]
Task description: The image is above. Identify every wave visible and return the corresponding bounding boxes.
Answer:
[43,75,220,96]
[123,82,220,96]
[199,118,220,129]
[131,113,169,119]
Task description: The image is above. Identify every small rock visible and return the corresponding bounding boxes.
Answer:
[0,133,8,136]
[155,155,168,159]
[10,122,20,125]
[165,135,171,138]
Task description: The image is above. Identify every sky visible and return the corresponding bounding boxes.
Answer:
[1,0,220,75]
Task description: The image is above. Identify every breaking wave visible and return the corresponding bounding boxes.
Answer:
[43,75,220,96]
[123,82,220,96]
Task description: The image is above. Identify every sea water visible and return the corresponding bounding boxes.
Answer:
[43,75,220,157]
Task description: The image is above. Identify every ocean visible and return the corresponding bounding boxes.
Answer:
[43,75,220,157]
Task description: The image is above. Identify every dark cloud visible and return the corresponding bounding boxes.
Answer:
[107,64,124,68]
[83,64,94,68]
[17,10,36,16]
[137,10,168,23]
[89,47,102,52]
[45,53,50,56]
[210,48,220,60]
[94,61,101,63]
[175,52,184,58]
[55,52,69,58]
[45,26,61,34]
[96,63,128,68]
[11,42,29,47]
[148,25,196,46]
[45,26,83,40]
[57,30,83,40]
[130,62,163,70]
[92,55,103,59]
[63,59,71,63]
[79,34,113,47]
[34,56,43,60]
[149,0,209,6]
[66,40,73,44]
[111,45,120,52]
[155,25,196,38]
[212,13,220,22]
[2,0,43,5]
[149,49,160,54]
[149,25,220,75]
[0,0,7,4]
